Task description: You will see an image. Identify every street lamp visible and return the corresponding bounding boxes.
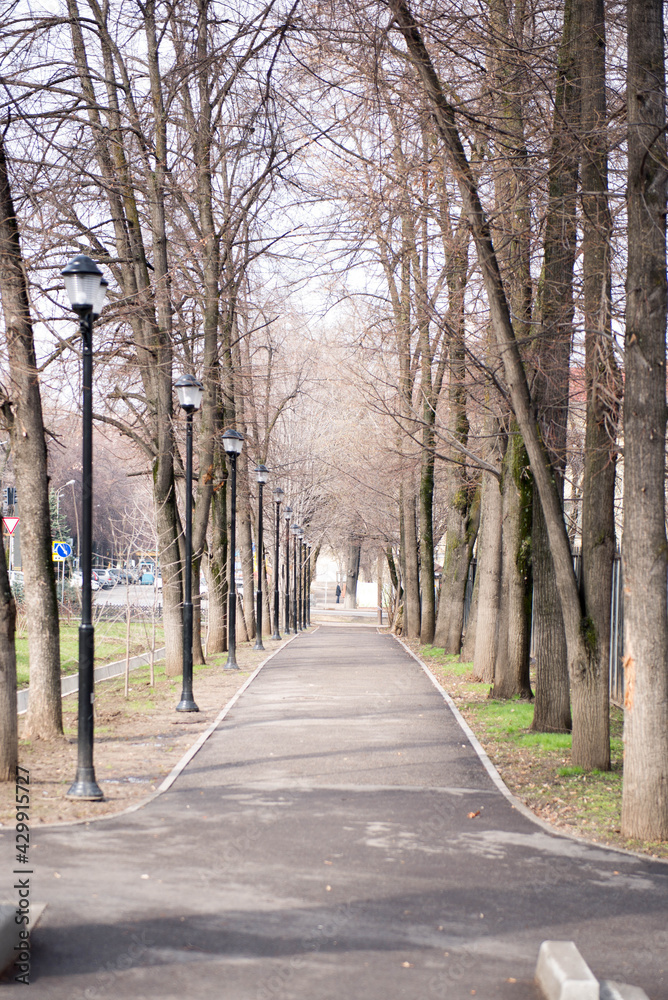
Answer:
[306,541,312,627]
[271,487,284,640]
[62,254,107,801]
[290,523,301,632]
[253,464,269,651]
[222,428,244,669]
[298,529,305,630]
[283,505,292,633]
[174,374,204,712]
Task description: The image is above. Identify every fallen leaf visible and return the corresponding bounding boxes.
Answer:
[467,810,481,819]
[401,962,413,968]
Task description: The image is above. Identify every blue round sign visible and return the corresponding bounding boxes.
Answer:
[54,542,72,559]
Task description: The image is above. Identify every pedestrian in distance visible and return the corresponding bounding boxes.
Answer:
[335,583,341,604]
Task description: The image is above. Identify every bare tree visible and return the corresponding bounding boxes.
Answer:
[0,129,61,739]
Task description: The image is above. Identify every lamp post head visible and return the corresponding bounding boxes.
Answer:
[174,373,204,414]
[255,464,269,485]
[290,523,300,536]
[65,479,76,487]
[222,428,244,455]
[62,255,106,314]
[284,504,292,520]
[273,487,284,504]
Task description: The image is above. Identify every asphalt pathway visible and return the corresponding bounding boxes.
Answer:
[2,625,667,999]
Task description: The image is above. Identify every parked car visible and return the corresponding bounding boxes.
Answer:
[95,569,116,589]
[140,572,155,585]
[72,570,100,591]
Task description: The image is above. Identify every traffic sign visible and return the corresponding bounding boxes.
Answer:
[2,517,19,535]
[52,541,72,561]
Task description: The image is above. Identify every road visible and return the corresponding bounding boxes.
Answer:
[1,626,666,998]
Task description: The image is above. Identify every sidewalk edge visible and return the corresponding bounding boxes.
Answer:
[392,635,668,865]
[32,633,300,829]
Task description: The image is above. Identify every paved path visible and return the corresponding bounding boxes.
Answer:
[2,626,667,999]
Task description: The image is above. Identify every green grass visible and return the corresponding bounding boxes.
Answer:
[468,699,573,751]
[15,620,166,689]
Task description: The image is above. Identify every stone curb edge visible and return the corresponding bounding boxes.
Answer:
[27,632,301,830]
[0,903,47,979]
[536,940,650,1000]
[150,631,302,800]
[392,635,668,867]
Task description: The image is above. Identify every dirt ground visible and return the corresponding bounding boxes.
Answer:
[0,634,292,828]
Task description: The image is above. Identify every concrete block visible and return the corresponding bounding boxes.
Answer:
[0,902,47,978]
[600,982,650,1000]
[536,940,599,1000]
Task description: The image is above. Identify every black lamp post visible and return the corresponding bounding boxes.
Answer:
[298,531,305,629]
[271,487,283,640]
[253,464,269,651]
[223,428,244,669]
[283,505,292,633]
[290,523,300,632]
[174,374,204,712]
[63,254,107,801]
[306,541,312,627]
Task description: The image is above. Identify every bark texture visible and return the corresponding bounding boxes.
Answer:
[492,429,533,700]
[0,133,62,739]
[530,0,579,733]
[621,0,668,839]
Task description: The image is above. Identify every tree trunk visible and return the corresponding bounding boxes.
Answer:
[237,453,256,641]
[389,0,607,768]
[344,538,361,609]
[0,523,17,780]
[492,429,533,700]
[205,457,228,654]
[401,482,420,637]
[434,485,479,653]
[531,500,570,730]
[460,554,479,663]
[577,0,620,769]
[472,467,503,684]
[0,133,62,739]
[621,0,668,839]
[419,435,436,644]
[530,0,579,734]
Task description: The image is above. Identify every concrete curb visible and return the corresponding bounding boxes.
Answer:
[392,635,668,866]
[535,940,598,1000]
[0,902,47,979]
[600,982,650,1000]
[17,648,167,714]
[534,942,650,1000]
